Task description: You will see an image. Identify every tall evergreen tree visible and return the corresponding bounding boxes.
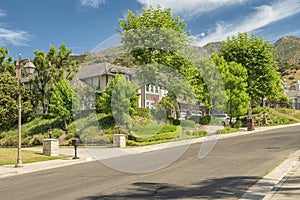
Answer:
[32,43,78,113]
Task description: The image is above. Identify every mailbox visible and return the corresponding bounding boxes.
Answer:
[71,138,80,159]
[72,138,80,147]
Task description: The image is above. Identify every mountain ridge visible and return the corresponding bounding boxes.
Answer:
[71,35,300,85]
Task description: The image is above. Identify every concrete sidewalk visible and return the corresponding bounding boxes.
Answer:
[269,159,300,199]
[240,149,300,200]
[0,123,299,199]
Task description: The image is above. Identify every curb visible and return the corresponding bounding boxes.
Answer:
[239,150,300,200]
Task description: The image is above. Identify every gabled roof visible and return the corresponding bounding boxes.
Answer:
[76,62,134,79]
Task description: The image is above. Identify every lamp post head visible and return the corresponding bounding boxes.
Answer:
[118,124,121,134]
[23,61,36,74]
[48,128,52,139]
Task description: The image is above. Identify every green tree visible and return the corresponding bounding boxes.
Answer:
[95,74,138,118]
[111,75,138,128]
[117,6,207,111]
[49,77,74,129]
[32,43,79,113]
[0,47,14,75]
[0,72,33,130]
[212,54,249,121]
[117,5,191,65]
[220,32,282,107]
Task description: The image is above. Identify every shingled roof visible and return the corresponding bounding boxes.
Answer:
[76,62,134,79]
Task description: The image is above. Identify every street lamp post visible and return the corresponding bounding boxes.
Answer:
[14,53,36,167]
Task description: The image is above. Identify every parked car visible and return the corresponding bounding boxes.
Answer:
[211,113,235,126]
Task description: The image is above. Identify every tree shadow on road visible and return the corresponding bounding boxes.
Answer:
[78,176,274,200]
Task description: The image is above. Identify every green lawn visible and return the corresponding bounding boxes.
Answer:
[0,148,70,166]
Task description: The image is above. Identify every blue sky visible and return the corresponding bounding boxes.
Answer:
[1,0,300,60]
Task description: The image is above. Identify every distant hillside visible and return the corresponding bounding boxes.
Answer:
[71,35,300,86]
[71,46,136,67]
[274,36,300,85]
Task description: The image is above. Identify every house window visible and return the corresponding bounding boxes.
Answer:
[146,101,150,108]
[150,85,154,93]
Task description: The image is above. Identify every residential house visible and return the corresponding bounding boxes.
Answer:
[286,80,300,110]
[76,62,168,109]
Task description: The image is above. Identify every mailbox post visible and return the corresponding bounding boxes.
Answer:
[72,138,80,159]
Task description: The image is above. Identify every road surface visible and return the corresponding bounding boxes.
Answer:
[0,126,299,199]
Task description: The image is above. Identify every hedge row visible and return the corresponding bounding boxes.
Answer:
[129,126,182,142]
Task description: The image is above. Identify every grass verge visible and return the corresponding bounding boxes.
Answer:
[0,148,70,166]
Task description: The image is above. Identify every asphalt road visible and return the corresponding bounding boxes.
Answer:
[1,126,299,200]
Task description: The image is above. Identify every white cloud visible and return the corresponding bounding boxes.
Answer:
[0,28,30,46]
[0,8,30,46]
[137,0,248,19]
[0,9,6,17]
[80,0,106,9]
[194,0,300,46]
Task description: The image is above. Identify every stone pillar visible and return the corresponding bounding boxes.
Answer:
[113,134,126,148]
[43,139,59,156]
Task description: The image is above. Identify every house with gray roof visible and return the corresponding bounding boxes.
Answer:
[286,80,300,110]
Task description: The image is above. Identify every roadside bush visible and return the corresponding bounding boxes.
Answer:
[159,124,176,133]
[30,134,45,146]
[52,129,65,139]
[80,126,110,145]
[294,113,300,120]
[216,127,239,134]
[135,108,151,119]
[66,123,78,138]
[98,114,115,129]
[0,137,17,147]
[252,107,270,114]
[199,116,211,125]
[65,131,75,140]
[188,116,200,124]
[210,117,222,125]
[129,126,182,143]
[173,119,180,126]
[193,131,207,137]
[274,108,295,114]
[232,120,243,128]
[180,120,196,128]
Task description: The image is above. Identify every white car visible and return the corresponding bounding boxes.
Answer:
[211,114,235,126]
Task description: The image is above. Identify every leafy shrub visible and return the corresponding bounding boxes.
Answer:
[52,129,65,139]
[159,124,176,133]
[132,123,176,136]
[252,107,270,114]
[129,126,182,143]
[98,114,115,129]
[193,131,207,137]
[188,116,200,124]
[180,120,196,128]
[66,123,78,138]
[199,116,211,125]
[30,134,45,146]
[274,108,295,114]
[294,113,300,120]
[216,127,239,134]
[80,126,110,145]
[150,108,167,121]
[65,131,75,140]
[0,137,17,147]
[210,117,222,125]
[232,120,243,128]
[135,108,151,119]
[173,119,180,126]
